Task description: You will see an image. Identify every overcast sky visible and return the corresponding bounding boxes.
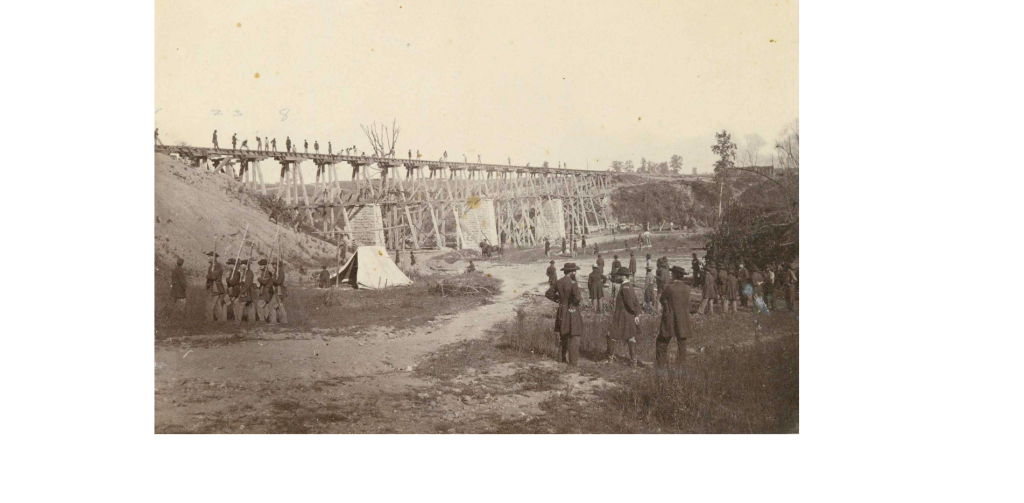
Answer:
[156,0,798,181]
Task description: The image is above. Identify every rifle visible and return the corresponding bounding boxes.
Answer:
[230,224,250,277]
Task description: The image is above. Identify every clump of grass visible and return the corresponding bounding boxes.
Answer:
[427,273,502,297]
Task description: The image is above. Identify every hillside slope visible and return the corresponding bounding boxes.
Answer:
[154,154,338,273]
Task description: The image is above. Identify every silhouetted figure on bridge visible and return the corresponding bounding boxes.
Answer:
[256,137,262,152]
[265,137,269,152]
[271,138,277,151]
[416,149,421,159]
[304,140,308,153]
[443,151,448,161]
[155,128,162,145]
[329,142,332,155]
[232,133,237,150]
[240,139,249,150]
[478,154,481,163]
[212,130,219,149]
[314,141,319,154]
[408,149,412,159]
[508,157,511,165]
[286,137,292,153]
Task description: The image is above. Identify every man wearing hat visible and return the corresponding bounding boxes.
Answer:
[698,262,717,315]
[224,258,240,320]
[238,259,257,323]
[609,266,641,366]
[657,265,694,369]
[783,263,798,313]
[545,260,557,287]
[257,258,276,323]
[271,259,288,323]
[611,254,621,274]
[587,264,606,312]
[628,251,637,282]
[544,263,585,365]
[318,265,330,289]
[596,253,605,274]
[170,257,187,309]
[205,251,227,321]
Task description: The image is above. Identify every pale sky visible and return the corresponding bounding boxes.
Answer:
[156,0,798,182]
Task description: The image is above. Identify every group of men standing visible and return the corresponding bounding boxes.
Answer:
[694,255,798,315]
[544,259,693,371]
[168,252,289,324]
[211,130,362,157]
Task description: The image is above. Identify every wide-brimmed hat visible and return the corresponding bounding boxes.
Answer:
[616,266,631,276]
[226,258,236,265]
[549,260,555,264]
[670,265,687,275]
[561,262,580,272]
[258,258,268,266]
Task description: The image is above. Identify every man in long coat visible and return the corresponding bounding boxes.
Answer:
[628,252,637,282]
[596,253,605,274]
[238,259,257,323]
[546,260,557,287]
[205,251,226,321]
[657,266,694,369]
[257,258,276,323]
[587,264,605,311]
[224,258,240,320]
[545,263,584,365]
[318,265,330,288]
[272,260,288,323]
[609,267,641,365]
[724,266,739,313]
[698,263,717,315]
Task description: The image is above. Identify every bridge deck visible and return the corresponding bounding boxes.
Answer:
[155,145,606,177]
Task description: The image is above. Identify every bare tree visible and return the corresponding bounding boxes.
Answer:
[773,119,799,171]
[742,133,766,167]
[360,119,401,158]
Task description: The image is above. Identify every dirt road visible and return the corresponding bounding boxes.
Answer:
[154,261,551,432]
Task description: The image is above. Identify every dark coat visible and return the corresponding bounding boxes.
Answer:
[206,262,225,295]
[545,275,584,336]
[612,259,622,272]
[587,270,605,299]
[659,281,694,339]
[702,267,717,299]
[750,271,764,297]
[171,265,187,300]
[318,269,330,287]
[226,269,241,297]
[596,257,605,273]
[611,282,640,340]
[274,267,287,298]
[656,267,671,292]
[258,269,275,301]
[628,257,637,275]
[725,272,739,300]
[546,265,557,285]
[240,269,256,302]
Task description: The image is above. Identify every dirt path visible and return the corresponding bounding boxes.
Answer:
[154,261,551,432]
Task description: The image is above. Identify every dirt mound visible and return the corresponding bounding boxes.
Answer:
[154,153,338,273]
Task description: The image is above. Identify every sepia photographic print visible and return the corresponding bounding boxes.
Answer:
[154,0,799,434]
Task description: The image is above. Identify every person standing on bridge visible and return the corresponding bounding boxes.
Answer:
[271,138,277,152]
[463,154,467,163]
[545,262,584,366]
[477,154,481,163]
[304,140,308,153]
[408,149,412,159]
[286,137,292,153]
[443,150,448,161]
[155,128,162,145]
[256,137,262,152]
[265,137,269,152]
[352,145,357,155]
[508,157,511,166]
[417,149,421,159]
[232,133,237,150]
[329,142,332,155]
[212,130,219,149]
[240,139,249,151]
[314,140,319,154]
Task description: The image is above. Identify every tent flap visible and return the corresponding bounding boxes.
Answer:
[330,246,413,289]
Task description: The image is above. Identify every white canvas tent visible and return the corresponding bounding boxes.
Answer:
[330,246,413,289]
